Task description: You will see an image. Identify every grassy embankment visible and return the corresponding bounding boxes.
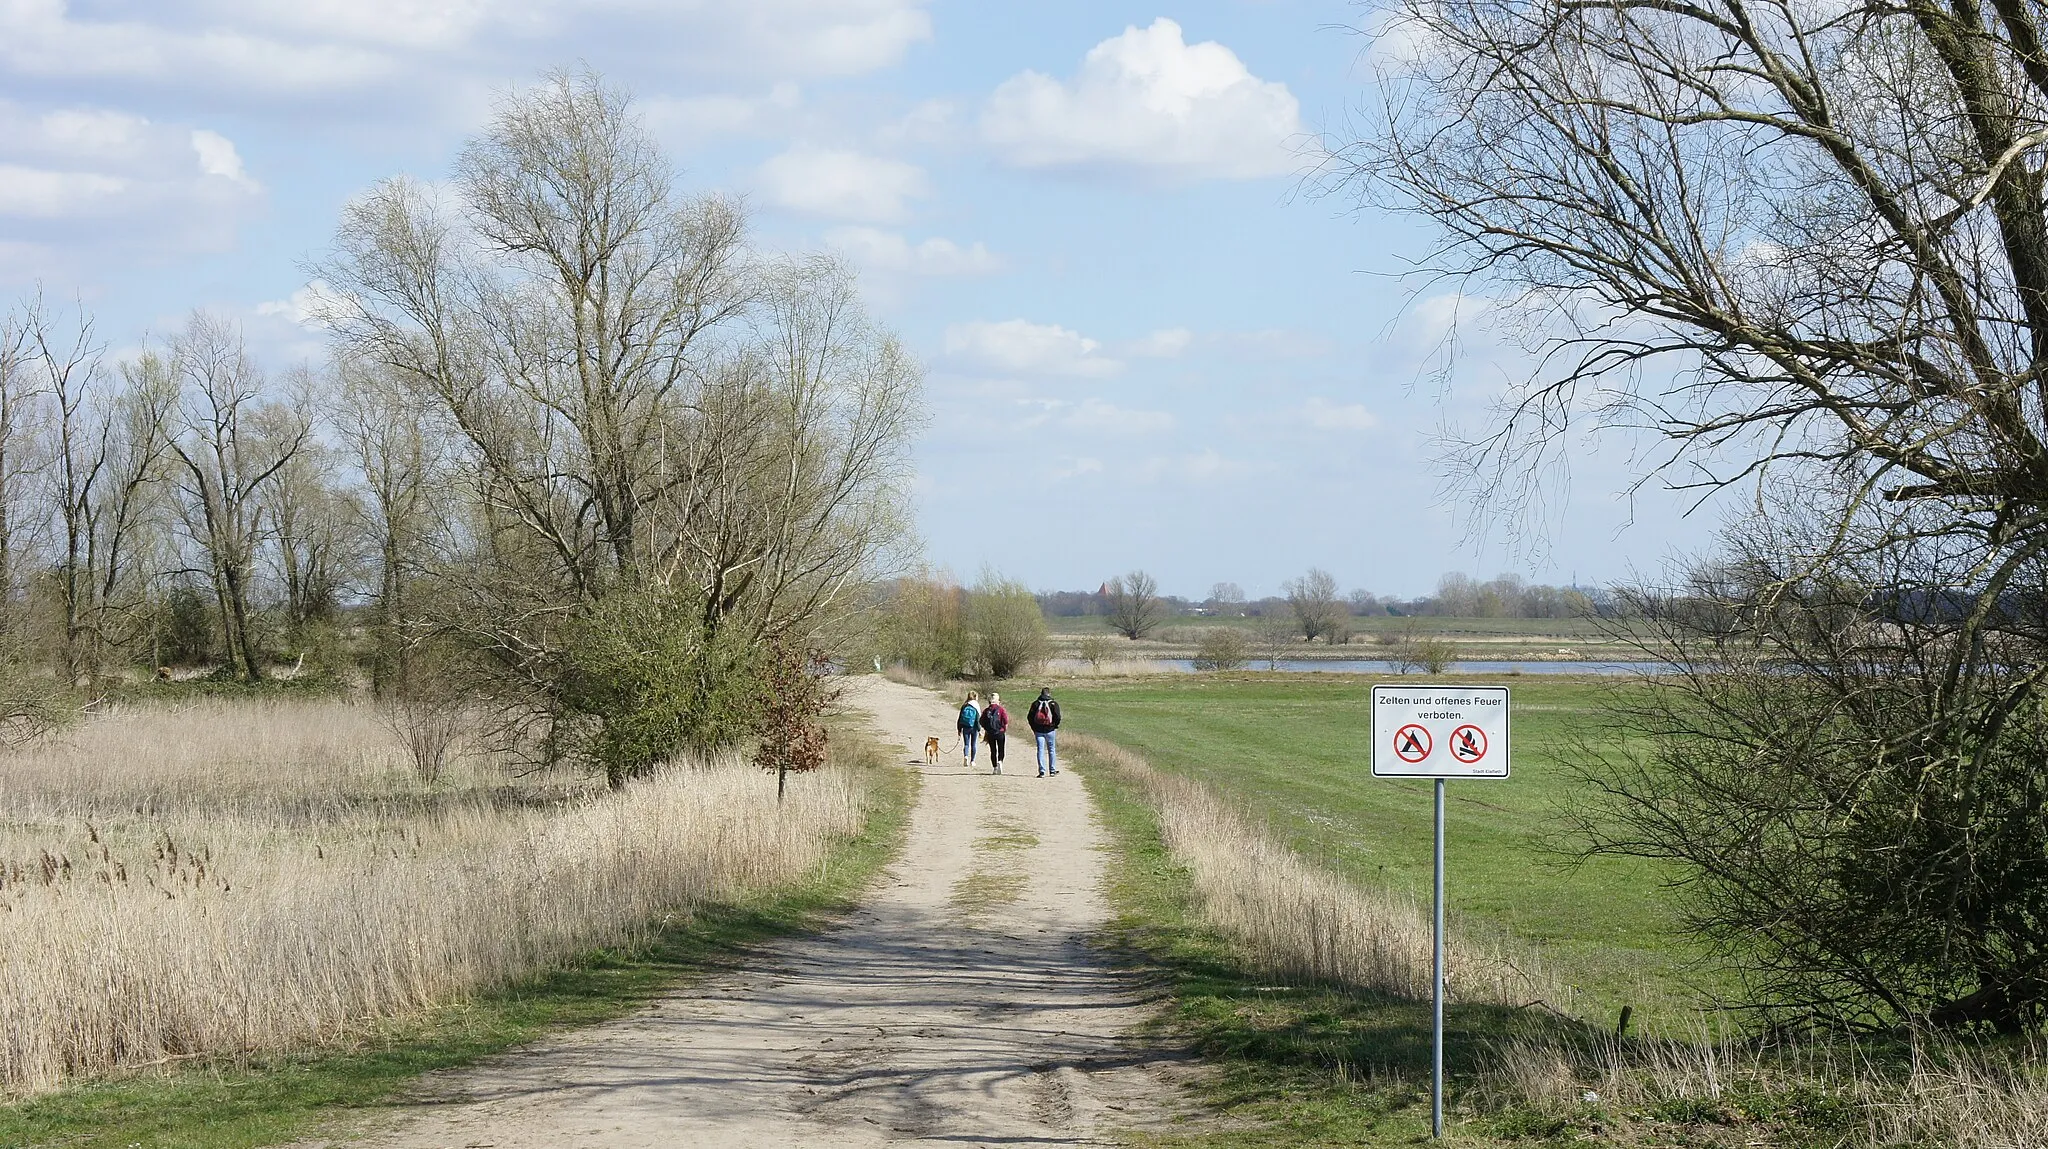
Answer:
[1072,673,1696,1024]
[0,701,912,1149]
[1048,673,1861,1146]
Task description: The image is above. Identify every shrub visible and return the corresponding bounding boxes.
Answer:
[967,572,1047,679]
[559,586,764,787]
[1076,633,1115,671]
[1191,626,1249,671]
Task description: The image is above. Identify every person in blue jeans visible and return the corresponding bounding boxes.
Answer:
[1027,687,1061,776]
[957,691,981,766]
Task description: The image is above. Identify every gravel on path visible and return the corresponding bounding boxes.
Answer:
[290,675,1196,1148]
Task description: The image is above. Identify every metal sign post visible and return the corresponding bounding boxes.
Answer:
[1372,684,1511,1139]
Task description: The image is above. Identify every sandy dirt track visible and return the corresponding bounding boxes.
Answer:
[292,677,1194,1148]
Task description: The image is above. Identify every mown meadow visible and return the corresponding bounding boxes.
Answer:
[1039,670,2048,1146]
[1066,672,1699,1024]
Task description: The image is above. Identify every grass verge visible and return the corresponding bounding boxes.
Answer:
[1073,733,2006,1148]
[1076,732,1530,1145]
[1063,673,1702,1024]
[0,737,914,1149]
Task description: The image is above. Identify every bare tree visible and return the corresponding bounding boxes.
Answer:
[47,338,176,685]
[167,314,310,681]
[1284,567,1345,643]
[316,69,921,764]
[335,357,443,693]
[0,301,50,643]
[1207,581,1246,615]
[1336,0,2048,604]
[1104,569,1165,639]
[1253,611,1295,671]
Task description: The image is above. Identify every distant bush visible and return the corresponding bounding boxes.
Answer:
[1076,634,1115,671]
[967,572,1048,679]
[1390,637,1456,675]
[1191,627,1250,672]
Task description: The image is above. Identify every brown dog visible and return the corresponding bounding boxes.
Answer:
[924,736,941,765]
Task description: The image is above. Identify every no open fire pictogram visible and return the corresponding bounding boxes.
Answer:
[1393,723,1432,763]
[1371,685,1510,778]
[1449,724,1488,763]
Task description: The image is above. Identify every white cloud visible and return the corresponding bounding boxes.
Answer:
[0,1,932,95]
[641,83,803,140]
[877,98,956,146]
[825,227,1001,276]
[981,18,1304,181]
[1132,448,1252,484]
[1048,456,1105,481]
[943,319,1122,378]
[1294,397,1381,432]
[190,129,255,187]
[758,145,927,222]
[39,109,149,158]
[254,280,344,325]
[0,101,262,274]
[0,166,127,218]
[1063,397,1175,435]
[1127,327,1193,358]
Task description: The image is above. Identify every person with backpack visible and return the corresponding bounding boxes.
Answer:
[979,692,1009,774]
[1027,687,1062,776]
[957,691,981,767]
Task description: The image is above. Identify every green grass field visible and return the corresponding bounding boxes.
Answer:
[1054,673,1710,1026]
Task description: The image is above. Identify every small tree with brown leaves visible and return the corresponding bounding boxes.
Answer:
[755,641,840,802]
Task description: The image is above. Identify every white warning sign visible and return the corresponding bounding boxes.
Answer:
[1371,685,1510,778]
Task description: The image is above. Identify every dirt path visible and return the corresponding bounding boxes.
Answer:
[294,677,1193,1148]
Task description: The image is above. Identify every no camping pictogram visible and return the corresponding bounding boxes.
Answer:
[1394,723,1432,762]
[1449,724,1488,763]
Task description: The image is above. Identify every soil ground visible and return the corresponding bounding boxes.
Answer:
[288,677,1195,1148]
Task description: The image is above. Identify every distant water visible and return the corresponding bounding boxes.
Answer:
[1149,658,1667,675]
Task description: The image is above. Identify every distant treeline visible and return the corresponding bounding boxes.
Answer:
[1039,571,1614,621]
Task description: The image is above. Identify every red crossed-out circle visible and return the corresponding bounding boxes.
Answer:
[1393,723,1432,763]
[1449,724,1489,762]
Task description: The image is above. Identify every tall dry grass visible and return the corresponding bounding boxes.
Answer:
[0,698,871,1095]
[1065,732,1551,1006]
[1068,730,2048,1145]
[1485,1022,2048,1146]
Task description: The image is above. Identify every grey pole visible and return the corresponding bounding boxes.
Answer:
[1432,776,1445,1138]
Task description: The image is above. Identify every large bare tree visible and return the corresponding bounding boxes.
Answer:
[167,314,310,682]
[1339,0,2048,586]
[1103,569,1165,639]
[315,69,920,764]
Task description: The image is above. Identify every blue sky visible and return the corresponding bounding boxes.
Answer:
[0,0,1721,598]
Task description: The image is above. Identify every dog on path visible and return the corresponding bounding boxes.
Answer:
[924,736,941,765]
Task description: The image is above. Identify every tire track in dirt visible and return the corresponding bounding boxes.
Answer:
[289,676,1196,1148]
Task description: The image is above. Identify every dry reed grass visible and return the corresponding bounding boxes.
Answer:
[1485,1024,2048,1146]
[1065,732,1551,1006]
[1072,731,2048,1144]
[0,698,871,1095]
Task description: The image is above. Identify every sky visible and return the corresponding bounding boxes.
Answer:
[0,0,1725,599]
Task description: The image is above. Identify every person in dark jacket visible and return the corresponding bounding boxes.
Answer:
[979,692,1009,775]
[1027,686,1062,777]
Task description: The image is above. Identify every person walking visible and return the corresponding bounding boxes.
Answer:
[1028,687,1062,776]
[979,692,1009,775]
[957,691,981,767]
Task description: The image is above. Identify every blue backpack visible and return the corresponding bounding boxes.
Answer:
[959,703,979,730]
